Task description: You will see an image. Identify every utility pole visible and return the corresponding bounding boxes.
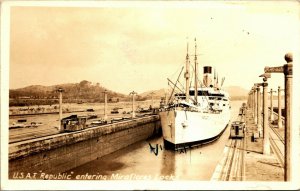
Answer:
[277,86,284,129]
[259,73,271,155]
[284,53,293,181]
[57,88,64,133]
[248,91,251,107]
[129,91,137,118]
[269,89,276,121]
[253,86,257,124]
[250,88,254,117]
[264,53,293,181]
[103,90,108,120]
[254,83,262,136]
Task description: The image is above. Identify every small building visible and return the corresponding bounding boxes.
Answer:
[61,115,87,132]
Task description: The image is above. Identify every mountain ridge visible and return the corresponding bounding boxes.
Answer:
[9,81,248,106]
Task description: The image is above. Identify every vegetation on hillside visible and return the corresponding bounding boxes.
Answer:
[9,80,249,106]
[9,80,132,106]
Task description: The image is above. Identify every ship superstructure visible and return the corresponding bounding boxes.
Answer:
[159,39,230,149]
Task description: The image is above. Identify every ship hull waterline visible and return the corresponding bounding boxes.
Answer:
[159,109,230,150]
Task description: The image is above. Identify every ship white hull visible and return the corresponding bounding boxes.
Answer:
[159,109,230,147]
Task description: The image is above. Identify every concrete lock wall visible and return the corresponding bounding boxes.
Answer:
[9,116,161,178]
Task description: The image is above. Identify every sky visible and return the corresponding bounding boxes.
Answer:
[6,1,300,94]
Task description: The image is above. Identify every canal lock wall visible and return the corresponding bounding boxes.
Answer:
[9,115,161,178]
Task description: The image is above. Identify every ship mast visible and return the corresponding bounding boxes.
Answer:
[194,38,198,104]
[185,41,190,102]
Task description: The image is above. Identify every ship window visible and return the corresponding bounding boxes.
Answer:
[175,93,186,98]
[210,93,224,97]
[217,97,222,100]
[209,103,214,106]
[189,90,209,96]
[223,104,226,106]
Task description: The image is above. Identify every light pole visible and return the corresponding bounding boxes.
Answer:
[129,91,137,118]
[254,83,262,136]
[283,53,293,181]
[277,86,284,129]
[264,53,293,181]
[253,86,257,124]
[269,89,276,121]
[259,73,271,155]
[57,88,64,132]
[103,90,108,120]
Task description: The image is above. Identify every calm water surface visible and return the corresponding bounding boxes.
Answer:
[66,100,245,181]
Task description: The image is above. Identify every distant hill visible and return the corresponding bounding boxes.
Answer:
[138,88,168,99]
[10,82,249,106]
[223,86,248,100]
[139,86,248,101]
[9,80,128,106]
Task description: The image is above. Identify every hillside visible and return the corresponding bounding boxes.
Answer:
[138,86,248,101]
[138,88,168,99]
[10,82,249,107]
[9,80,127,106]
[223,86,248,100]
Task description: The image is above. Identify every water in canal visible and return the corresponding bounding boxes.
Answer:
[65,100,244,181]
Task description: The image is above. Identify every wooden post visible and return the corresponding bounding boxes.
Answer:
[103,90,108,120]
[255,84,262,136]
[259,73,271,155]
[57,88,64,133]
[269,89,276,121]
[252,89,255,117]
[253,86,257,124]
[247,92,251,108]
[264,53,293,181]
[284,53,293,181]
[278,86,283,129]
[262,77,270,155]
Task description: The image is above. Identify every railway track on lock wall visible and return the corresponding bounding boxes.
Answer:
[219,138,245,181]
[9,115,155,144]
[259,111,285,168]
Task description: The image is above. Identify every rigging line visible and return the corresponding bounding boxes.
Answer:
[177,78,185,91]
[169,61,185,79]
[167,78,185,94]
[167,66,184,104]
[189,64,194,88]
[168,78,197,104]
[190,63,207,88]
[189,63,212,109]
[167,84,175,103]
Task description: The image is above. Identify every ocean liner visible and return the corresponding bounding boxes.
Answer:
[159,39,231,149]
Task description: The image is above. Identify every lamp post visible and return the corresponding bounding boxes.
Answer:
[277,86,284,129]
[57,88,64,133]
[264,53,293,181]
[103,90,108,120]
[283,53,293,181]
[253,86,257,124]
[259,73,271,155]
[269,89,276,121]
[129,91,137,118]
[254,83,262,136]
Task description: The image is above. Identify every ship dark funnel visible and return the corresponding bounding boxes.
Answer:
[203,66,212,87]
